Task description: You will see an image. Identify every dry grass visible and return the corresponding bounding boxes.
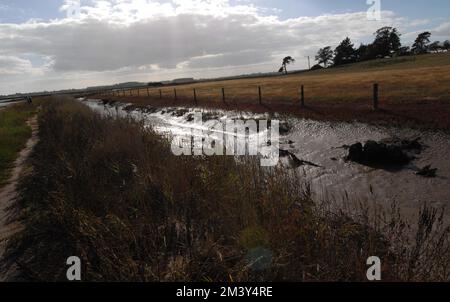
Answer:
[3,97,450,282]
[110,53,450,105]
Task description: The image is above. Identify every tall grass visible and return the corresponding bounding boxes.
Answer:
[4,98,450,281]
[0,104,35,185]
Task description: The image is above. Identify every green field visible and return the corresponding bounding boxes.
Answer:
[0,104,35,186]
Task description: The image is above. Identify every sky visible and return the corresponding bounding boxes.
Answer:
[1,0,450,95]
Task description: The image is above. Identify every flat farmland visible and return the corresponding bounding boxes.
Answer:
[96,52,450,131]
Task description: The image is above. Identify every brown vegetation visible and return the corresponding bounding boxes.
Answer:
[3,98,450,281]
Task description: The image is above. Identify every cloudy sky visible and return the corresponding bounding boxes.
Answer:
[1,0,450,95]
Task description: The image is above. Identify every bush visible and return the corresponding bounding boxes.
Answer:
[310,64,324,71]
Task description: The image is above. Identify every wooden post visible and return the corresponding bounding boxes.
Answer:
[159,89,162,99]
[194,88,197,105]
[373,83,379,110]
[147,87,150,97]
[300,85,305,107]
[222,88,225,103]
[258,86,262,105]
[174,88,177,100]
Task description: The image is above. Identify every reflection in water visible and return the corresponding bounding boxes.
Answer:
[0,100,22,108]
[83,99,450,219]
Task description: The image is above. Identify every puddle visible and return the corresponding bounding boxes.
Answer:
[82,98,450,219]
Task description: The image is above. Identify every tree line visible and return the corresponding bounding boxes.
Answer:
[314,27,450,69]
[278,27,450,73]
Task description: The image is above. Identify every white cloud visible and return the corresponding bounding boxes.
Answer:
[409,19,431,27]
[401,21,450,45]
[0,55,43,75]
[0,0,416,94]
[434,22,450,36]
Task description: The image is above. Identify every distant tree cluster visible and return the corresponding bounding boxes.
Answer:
[314,27,450,68]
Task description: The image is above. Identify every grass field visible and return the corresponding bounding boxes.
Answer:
[109,53,450,105]
[95,53,450,131]
[0,104,35,186]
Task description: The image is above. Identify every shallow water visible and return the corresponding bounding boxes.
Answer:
[0,100,21,108]
[83,99,450,219]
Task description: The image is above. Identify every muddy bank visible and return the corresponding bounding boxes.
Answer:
[93,95,450,132]
[83,98,450,220]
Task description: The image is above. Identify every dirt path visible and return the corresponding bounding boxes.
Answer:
[0,116,38,281]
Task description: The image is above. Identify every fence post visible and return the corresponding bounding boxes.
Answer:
[174,88,177,100]
[300,85,305,107]
[258,86,262,105]
[373,83,379,110]
[194,88,197,105]
[222,88,225,103]
[159,89,162,99]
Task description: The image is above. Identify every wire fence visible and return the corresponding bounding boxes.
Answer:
[99,83,383,110]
